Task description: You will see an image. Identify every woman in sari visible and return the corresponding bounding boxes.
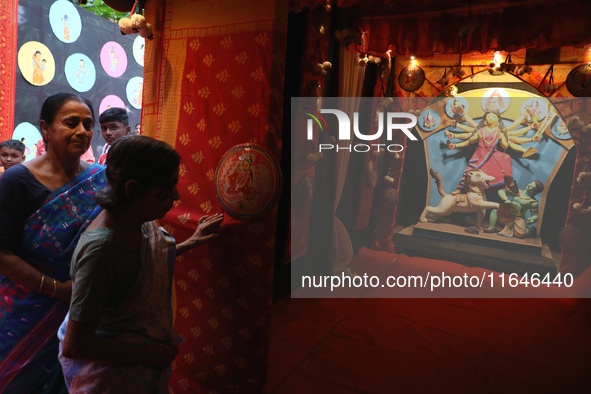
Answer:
[32,51,45,85]
[58,135,223,392]
[0,93,106,393]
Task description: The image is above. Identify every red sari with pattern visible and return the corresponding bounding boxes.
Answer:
[462,127,512,189]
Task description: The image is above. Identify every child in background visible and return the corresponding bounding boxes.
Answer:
[98,107,131,165]
[0,139,26,177]
[58,135,223,392]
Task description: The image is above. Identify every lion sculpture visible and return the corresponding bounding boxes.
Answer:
[420,168,500,233]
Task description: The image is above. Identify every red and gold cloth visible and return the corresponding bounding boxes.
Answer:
[0,0,18,142]
[142,1,287,392]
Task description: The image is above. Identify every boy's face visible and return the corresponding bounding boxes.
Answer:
[0,147,26,169]
[101,121,131,145]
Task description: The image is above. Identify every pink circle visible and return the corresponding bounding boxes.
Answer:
[100,41,127,78]
[99,95,126,115]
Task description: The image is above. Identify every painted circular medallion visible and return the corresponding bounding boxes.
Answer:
[398,65,425,92]
[215,144,281,220]
[566,64,591,97]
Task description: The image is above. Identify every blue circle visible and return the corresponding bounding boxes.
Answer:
[551,117,571,140]
[64,54,96,93]
[126,76,144,109]
[12,122,42,162]
[520,98,548,123]
[445,97,469,119]
[49,0,82,44]
[419,109,440,132]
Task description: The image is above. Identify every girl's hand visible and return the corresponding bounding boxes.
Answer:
[176,213,224,256]
[188,213,224,246]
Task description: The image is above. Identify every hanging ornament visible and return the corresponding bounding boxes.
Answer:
[294,176,314,217]
[451,44,466,78]
[436,67,449,87]
[358,54,369,66]
[451,66,466,78]
[118,1,153,40]
[566,64,591,97]
[398,64,425,92]
[382,171,398,206]
[488,51,502,75]
[458,1,480,39]
[314,50,332,77]
[517,63,533,76]
[500,53,516,73]
[573,160,591,216]
[542,65,558,93]
[215,144,281,220]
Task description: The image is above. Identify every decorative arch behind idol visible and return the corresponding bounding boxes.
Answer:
[417,82,574,235]
[13,0,145,162]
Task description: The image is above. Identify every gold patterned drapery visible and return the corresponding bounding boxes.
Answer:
[143,0,287,391]
[0,0,18,142]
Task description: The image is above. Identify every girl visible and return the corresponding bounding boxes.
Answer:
[58,135,223,392]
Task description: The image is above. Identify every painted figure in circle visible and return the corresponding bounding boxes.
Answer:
[32,51,46,85]
[423,111,436,129]
[524,100,542,129]
[75,59,87,85]
[483,89,506,113]
[224,154,256,203]
[62,15,70,41]
[556,119,569,136]
[109,47,119,71]
[137,83,143,107]
[450,98,466,121]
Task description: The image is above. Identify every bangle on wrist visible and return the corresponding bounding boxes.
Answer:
[38,273,46,293]
[50,278,57,298]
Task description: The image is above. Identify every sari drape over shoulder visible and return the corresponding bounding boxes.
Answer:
[0,164,106,393]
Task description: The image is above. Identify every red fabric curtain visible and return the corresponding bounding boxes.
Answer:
[0,0,18,142]
[141,0,287,391]
[360,1,591,56]
[168,29,285,392]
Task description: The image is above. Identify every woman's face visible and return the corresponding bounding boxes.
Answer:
[485,112,498,125]
[41,99,93,160]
